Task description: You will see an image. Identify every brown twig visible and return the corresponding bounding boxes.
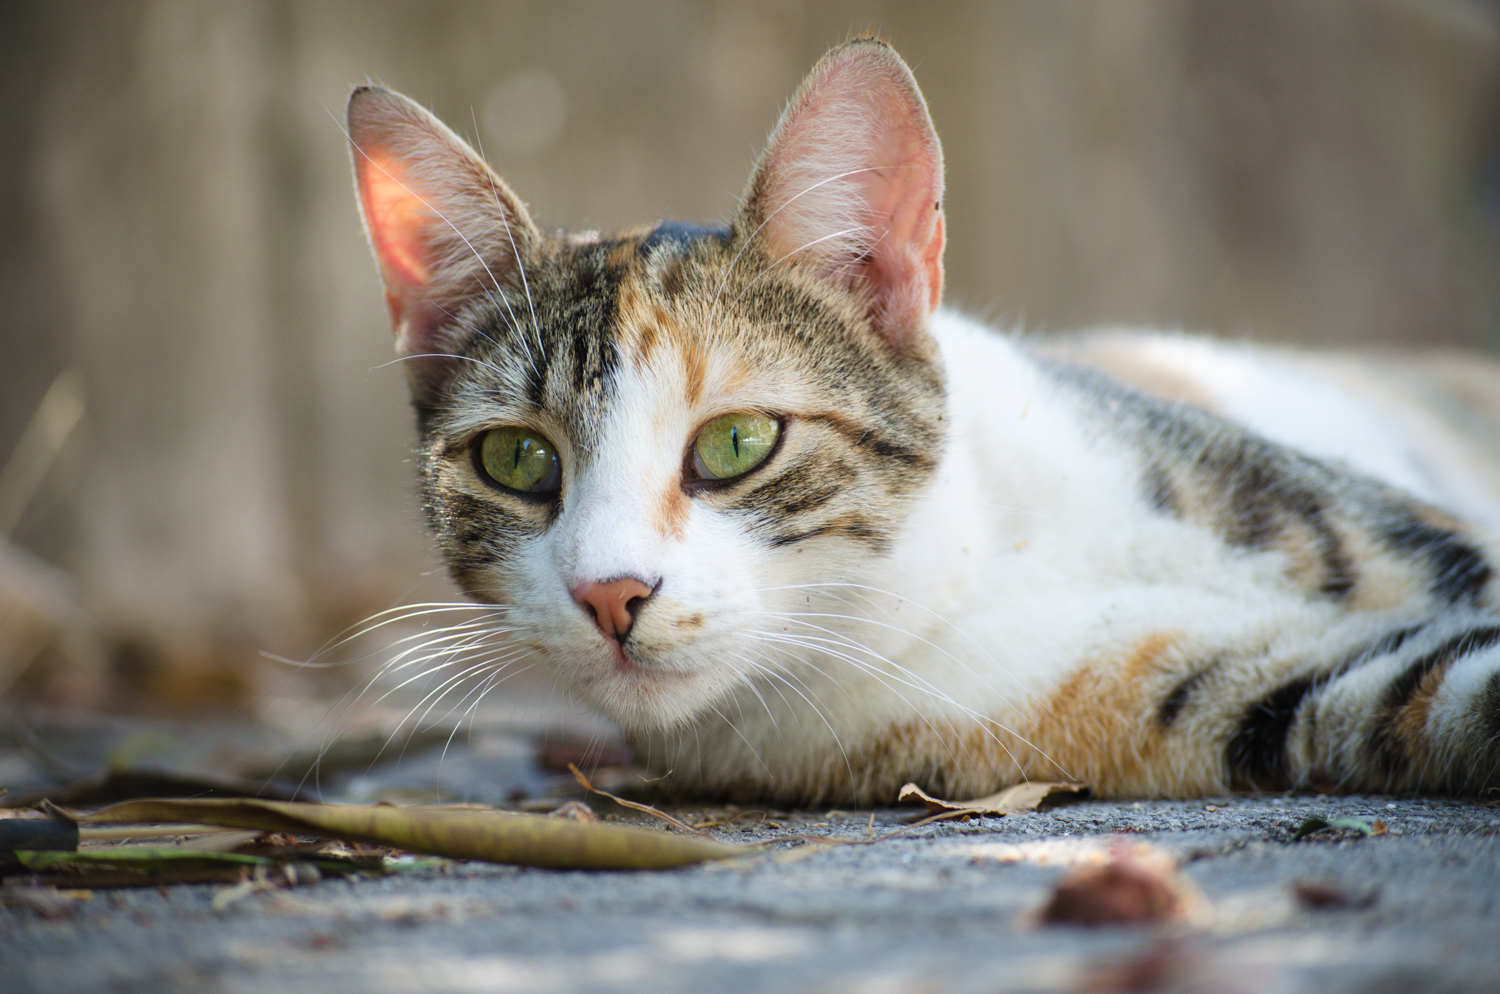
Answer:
[566,764,718,840]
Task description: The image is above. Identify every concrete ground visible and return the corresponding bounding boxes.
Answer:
[5,791,1499,994]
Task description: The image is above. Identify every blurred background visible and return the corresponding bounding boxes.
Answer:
[1,1,1498,795]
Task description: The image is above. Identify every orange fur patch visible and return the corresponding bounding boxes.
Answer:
[1020,633,1181,794]
[656,480,690,540]
[1389,664,1445,760]
[845,633,1217,801]
[617,282,708,408]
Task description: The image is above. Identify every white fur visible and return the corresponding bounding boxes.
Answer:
[350,45,1500,798]
[488,309,1471,792]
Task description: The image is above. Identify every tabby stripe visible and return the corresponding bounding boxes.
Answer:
[1156,663,1216,727]
[1369,626,1500,777]
[1376,512,1493,606]
[1308,508,1357,599]
[1206,624,1430,781]
[1225,677,1315,790]
[1323,622,1431,680]
[1222,457,1289,550]
[1227,464,1357,600]
[1142,463,1180,517]
[548,246,625,407]
[743,460,846,518]
[1382,627,1500,712]
[768,516,888,550]
[800,412,937,471]
[1356,623,1427,665]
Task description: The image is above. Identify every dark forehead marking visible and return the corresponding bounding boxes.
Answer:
[543,241,631,421]
[455,240,629,419]
[638,220,731,257]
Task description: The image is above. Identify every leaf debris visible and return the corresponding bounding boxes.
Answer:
[898,781,1090,822]
[73,796,748,871]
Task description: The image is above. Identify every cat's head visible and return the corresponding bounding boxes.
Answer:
[348,40,948,730]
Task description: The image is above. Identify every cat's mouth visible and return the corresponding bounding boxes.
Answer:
[602,646,694,683]
[572,647,714,730]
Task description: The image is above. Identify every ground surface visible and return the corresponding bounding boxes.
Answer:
[4,792,1499,994]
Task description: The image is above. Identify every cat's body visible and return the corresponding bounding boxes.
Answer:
[349,40,1500,804]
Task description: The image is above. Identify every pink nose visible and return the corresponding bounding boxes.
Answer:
[572,577,654,642]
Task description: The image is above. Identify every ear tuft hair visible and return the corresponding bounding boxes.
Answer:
[348,86,540,379]
[737,40,945,353]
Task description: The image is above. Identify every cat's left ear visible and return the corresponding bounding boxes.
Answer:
[348,85,541,380]
[737,39,944,354]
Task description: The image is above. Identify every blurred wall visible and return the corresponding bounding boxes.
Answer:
[2,0,1498,708]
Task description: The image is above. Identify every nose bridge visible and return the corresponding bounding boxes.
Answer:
[562,452,667,585]
[559,377,693,581]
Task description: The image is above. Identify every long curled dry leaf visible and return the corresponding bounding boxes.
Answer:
[75,798,748,870]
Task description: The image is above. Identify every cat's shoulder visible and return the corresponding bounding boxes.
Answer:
[964,319,1500,530]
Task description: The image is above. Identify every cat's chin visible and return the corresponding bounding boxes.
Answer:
[570,656,728,732]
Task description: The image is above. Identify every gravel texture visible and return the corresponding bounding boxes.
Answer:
[5,793,1499,994]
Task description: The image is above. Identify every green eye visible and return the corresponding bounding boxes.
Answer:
[476,426,561,494]
[692,412,781,481]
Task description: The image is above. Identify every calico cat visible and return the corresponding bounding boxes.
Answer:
[347,39,1500,804]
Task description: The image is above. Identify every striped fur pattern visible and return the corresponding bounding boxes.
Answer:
[349,40,1500,803]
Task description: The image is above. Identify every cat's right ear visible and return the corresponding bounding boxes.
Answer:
[348,86,539,378]
[736,40,945,357]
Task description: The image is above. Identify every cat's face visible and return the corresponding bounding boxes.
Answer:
[412,226,943,728]
[350,41,948,730]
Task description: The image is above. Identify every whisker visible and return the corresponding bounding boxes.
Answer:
[760,580,1053,708]
[723,225,867,312]
[742,608,1063,782]
[347,131,509,308]
[703,701,776,777]
[731,649,857,787]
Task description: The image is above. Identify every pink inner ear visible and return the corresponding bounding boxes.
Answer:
[349,86,541,370]
[748,42,945,351]
[850,110,945,319]
[357,152,434,294]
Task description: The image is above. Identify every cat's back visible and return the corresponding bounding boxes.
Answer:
[1022,325,1500,535]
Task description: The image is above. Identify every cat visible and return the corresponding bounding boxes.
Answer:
[346,39,1500,804]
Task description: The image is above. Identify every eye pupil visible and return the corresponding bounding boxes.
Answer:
[476,427,560,496]
[692,412,780,482]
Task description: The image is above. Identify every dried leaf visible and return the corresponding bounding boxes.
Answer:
[77,824,242,844]
[898,781,1090,821]
[75,797,747,870]
[20,845,365,872]
[569,764,717,839]
[2,767,301,809]
[9,845,357,887]
[20,847,281,873]
[10,846,362,888]
[1292,879,1380,910]
[1039,856,1190,926]
[1290,815,1373,840]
